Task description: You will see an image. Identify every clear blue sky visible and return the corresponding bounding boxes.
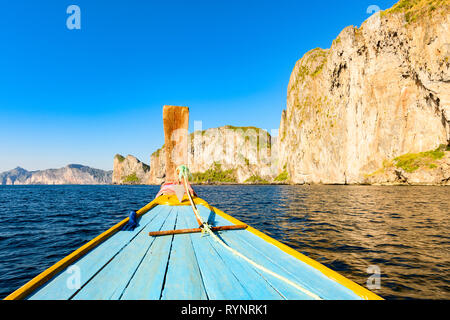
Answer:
[0,0,398,172]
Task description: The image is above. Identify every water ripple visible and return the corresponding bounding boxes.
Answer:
[195,185,450,300]
[0,184,448,300]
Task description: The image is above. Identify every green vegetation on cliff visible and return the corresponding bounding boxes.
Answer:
[274,171,289,182]
[115,154,125,163]
[394,145,447,172]
[151,147,163,158]
[381,0,447,23]
[309,49,328,77]
[192,163,237,184]
[223,125,264,132]
[289,48,329,94]
[245,175,269,184]
[365,144,449,178]
[123,172,140,183]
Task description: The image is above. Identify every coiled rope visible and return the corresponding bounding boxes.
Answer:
[176,165,322,300]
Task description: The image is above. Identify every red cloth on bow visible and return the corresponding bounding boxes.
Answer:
[155,182,196,199]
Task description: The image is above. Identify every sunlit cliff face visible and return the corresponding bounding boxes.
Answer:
[278,2,449,185]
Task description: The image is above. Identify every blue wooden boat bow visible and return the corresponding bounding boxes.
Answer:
[5,194,382,300]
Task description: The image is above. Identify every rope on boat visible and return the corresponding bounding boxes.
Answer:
[176,165,322,300]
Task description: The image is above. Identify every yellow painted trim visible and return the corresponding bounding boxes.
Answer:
[5,194,382,300]
[4,196,171,300]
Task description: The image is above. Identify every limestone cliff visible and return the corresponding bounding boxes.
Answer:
[112,154,151,185]
[148,126,277,184]
[0,165,112,185]
[278,0,450,185]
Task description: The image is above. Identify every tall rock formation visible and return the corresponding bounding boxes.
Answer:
[278,0,450,185]
[112,154,151,185]
[148,126,277,184]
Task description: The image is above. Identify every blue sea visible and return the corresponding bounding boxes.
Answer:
[0,185,449,299]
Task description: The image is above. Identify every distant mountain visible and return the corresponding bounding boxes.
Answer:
[0,165,112,185]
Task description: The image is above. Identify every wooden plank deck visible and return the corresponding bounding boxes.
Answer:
[27,203,363,300]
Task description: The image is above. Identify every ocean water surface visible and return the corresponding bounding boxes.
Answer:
[0,185,448,299]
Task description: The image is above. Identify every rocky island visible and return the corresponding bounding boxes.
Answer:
[113,126,280,185]
[112,154,151,185]
[278,0,449,185]
[114,0,450,186]
[149,125,278,184]
[4,1,448,186]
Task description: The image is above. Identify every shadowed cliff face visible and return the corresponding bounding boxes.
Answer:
[278,0,450,185]
[148,126,278,184]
